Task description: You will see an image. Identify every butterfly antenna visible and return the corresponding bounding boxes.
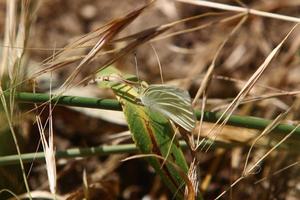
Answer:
[134,52,142,87]
[150,43,164,84]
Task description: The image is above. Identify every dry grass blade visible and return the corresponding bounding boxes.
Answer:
[0,189,19,200]
[7,190,64,200]
[215,110,299,200]
[254,161,300,184]
[34,81,56,196]
[243,108,291,175]
[212,90,300,112]
[177,0,300,23]
[35,114,56,195]
[152,12,244,42]
[58,1,155,90]
[9,0,38,117]
[197,24,299,151]
[82,169,89,200]
[81,24,172,84]
[192,14,248,106]
[0,0,16,80]
[245,123,300,176]
[193,13,248,148]
[40,24,113,66]
[214,176,244,200]
[0,0,38,198]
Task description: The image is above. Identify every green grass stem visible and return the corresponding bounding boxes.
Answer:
[12,92,300,137]
[0,141,233,166]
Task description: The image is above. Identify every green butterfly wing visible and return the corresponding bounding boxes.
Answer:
[140,84,196,132]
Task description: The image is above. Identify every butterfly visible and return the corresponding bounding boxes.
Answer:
[139,84,196,132]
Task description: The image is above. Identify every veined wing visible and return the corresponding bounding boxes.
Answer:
[140,84,196,132]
